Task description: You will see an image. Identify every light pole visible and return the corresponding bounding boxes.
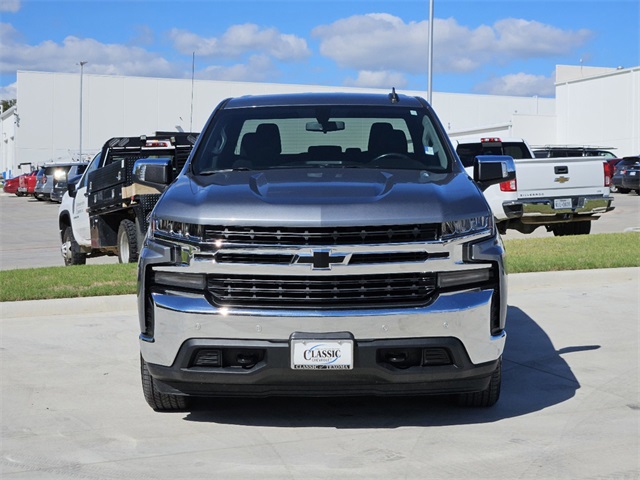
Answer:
[78,61,88,161]
[427,0,434,105]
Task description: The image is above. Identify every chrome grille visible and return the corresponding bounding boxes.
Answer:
[204,224,439,246]
[207,273,437,309]
[214,251,442,265]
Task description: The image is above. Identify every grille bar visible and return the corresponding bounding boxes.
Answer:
[207,273,437,309]
[204,224,439,246]
[214,251,438,265]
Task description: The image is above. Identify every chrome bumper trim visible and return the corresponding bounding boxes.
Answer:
[519,195,613,216]
[140,288,505,367]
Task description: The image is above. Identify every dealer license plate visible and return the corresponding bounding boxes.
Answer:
[630,171,637,176]
[554,198,572,209]
[291,339,353,370]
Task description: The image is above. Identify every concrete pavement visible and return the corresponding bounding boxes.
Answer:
[1,267,638,479]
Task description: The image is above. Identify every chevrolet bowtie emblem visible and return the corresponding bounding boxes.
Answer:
[295,250,348,269]
[554,176,570,184]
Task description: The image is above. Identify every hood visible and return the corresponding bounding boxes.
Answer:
[154,168,489,226]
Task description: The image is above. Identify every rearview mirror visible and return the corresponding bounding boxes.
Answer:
[473,155,516,191]
[305,121,345,133]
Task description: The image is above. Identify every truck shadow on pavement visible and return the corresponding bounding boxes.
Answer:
[184,306,600,427]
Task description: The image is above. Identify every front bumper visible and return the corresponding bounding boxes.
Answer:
[138,227,507,396]
[145,332,502,398]
[140,286,505,396]
[141,288,504,368]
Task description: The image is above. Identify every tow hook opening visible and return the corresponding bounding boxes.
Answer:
[190,348,265,370]
[378,347,453,369]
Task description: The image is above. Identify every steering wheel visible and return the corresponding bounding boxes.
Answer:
[370,152,413,163]
[369,152,427,169]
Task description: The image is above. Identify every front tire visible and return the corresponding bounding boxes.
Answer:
[457,358,502,407]
[117,219,139,263]
[140,356,189,412]
[61,226,86,266]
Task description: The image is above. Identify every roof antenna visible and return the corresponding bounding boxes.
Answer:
[389,87,399,103]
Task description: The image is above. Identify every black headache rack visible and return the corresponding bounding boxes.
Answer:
[87,133,198,216]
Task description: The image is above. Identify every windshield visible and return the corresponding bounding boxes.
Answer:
[191,105,452,174]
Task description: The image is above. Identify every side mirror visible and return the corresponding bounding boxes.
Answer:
[66,174,82,197]
[132,158,173,191]
[473,155,516,191]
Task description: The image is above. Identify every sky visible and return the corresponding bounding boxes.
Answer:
[0,0,638,101]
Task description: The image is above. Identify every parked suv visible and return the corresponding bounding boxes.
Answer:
[612,156,640,193]
[620,157,640,194]
[35,162,87,201]
[50,162,88,203]
[134,92,515,411]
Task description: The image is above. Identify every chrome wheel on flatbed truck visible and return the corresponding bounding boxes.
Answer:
[61,226,86,266]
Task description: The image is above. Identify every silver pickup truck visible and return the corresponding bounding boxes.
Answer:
[134,92,515,411]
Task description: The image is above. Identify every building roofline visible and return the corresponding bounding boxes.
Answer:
[555,65,640,87]
[1,105,17,120]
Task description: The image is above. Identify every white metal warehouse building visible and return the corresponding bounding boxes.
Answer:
[1,64,638,177]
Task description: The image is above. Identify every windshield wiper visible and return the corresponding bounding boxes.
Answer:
[198,167,252,175]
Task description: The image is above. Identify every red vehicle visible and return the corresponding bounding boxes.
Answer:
[18,170,39,196]
[2,175,22,195]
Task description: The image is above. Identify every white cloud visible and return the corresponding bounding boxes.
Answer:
[0,21,19,44]
[344,70,407,89]
[312,13,429,74]
[312,14,593,75]
[0,27,178,78]
[169,24,310,61]
[0,81,17,100]
[474,73,556,97]
[0,21,305,85]
[493,18,592,57]
[199,55,277,82]
[0,0,21,13]
[130,24,155,47]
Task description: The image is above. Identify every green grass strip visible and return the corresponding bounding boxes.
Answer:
[1,232,638,302]
[1,263,137,302]
[504,232,640,273]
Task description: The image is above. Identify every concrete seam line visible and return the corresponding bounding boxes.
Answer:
[0,295,137,319]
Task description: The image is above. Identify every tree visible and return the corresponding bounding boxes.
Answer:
[1,99,16,111]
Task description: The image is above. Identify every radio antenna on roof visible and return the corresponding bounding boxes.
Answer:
[389,87,399,103]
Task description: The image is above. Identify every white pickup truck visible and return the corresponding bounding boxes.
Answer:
[454,137,615,236]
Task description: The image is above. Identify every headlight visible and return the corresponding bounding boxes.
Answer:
[441,215,493,239]
[153,271,206,290]
[151,216,204,243]
[438,268,492,288]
